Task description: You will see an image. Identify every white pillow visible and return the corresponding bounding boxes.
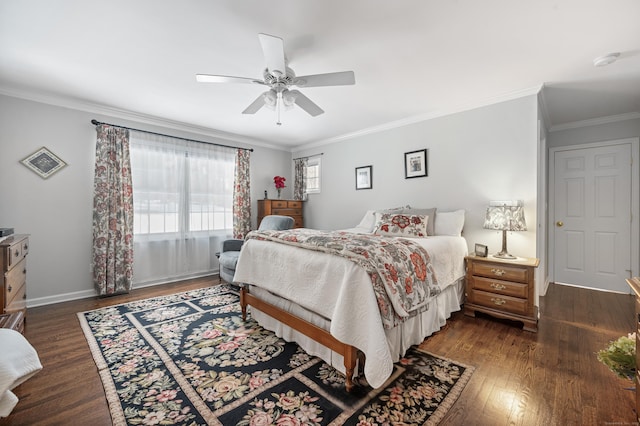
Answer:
[355,210,377,232]
[434,209,465,236]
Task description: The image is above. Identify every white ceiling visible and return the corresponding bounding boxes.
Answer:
[1,1,639,149]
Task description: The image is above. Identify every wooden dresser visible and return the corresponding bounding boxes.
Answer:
[626,276,640,422]
[258,199,304,228]
[464,254,539,332]
[0,234,29,332]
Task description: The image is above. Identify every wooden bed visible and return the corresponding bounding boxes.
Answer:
[240,285,362,391]
[234,222,468,390]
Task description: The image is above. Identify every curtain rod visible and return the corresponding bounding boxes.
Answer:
[90,119,254,152]
[293,152,323,161]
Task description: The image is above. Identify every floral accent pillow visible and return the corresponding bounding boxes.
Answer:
[374,213,428,238]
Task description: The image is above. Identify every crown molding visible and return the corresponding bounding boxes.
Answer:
[293,85,544,152]
[549,111,640,133]
[0,85,289,152]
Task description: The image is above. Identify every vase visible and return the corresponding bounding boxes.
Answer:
[277,188,282,199]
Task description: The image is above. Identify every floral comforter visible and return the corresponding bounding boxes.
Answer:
[245,229,441,329]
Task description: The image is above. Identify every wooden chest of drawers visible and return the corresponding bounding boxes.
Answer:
[464,254,539,332]
[0,234,29,332]
[258,199,304,228]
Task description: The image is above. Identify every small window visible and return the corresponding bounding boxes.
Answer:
[305,157,321,193]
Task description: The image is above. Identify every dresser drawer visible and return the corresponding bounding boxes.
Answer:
[471,262,529,283]
[4,257,27,307]
[3,245,21,272]
[5,281,26,314]
[287,201,302,209]
[271,200,288,208]
[292,216,304,228]
[472,289,528,316]
[472,276,528,298]
[272,208,301,217]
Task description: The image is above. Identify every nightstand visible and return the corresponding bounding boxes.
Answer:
[464,254,539,332]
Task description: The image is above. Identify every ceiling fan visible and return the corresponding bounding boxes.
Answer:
[196,33,355,125]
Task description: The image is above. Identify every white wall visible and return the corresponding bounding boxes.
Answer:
[294,95,540,259]
[0,94,290,306]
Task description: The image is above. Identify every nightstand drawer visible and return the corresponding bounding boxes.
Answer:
[473,290,528,316]
[473,276,528,298]
[471,262,529,283]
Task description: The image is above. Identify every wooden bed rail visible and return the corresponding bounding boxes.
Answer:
[240,285,359,392]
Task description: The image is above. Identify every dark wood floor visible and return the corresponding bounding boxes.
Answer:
[1,278,635,425]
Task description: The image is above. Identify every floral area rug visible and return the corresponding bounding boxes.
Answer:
[78,284,474,425]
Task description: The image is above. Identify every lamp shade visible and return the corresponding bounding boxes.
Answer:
[483,204,527,232]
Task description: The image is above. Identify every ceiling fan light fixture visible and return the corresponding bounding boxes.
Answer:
[264,90,277,110]
[282,90,297,108]
[593,52,620,67]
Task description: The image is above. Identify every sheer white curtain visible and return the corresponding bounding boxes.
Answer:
[129,131,235,285]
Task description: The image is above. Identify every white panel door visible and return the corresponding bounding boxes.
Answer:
[553,143,631,292]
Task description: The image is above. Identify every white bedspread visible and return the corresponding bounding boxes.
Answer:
[0,329,42,418]
[233,234,467,388]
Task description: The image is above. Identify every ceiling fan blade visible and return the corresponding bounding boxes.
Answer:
[196,74,264,85]
[294,71,355,87]
[289,90,324,116]
[258,33,286,77]
[242,92,267,114]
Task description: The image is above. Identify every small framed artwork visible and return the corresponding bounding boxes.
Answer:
[404,149,428,179]
[475,243,488,257]
[20,147,67,179]
[355,165,372,190]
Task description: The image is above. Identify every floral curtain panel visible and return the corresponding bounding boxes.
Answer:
[92,125,134,296]
[293,157,307,201]
[233,149,251,239]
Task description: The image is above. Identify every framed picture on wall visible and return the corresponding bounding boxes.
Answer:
[404,149,428,179]
[355,165,372,190]
[20,146,67,179]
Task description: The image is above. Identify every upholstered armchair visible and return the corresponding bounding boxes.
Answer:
[218,215,295,284]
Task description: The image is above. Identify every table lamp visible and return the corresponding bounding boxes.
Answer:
[483,200,526,259]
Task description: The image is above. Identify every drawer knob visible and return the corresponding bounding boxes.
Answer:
[7,285,12,292]
[14,250,19,257]
[491,268,506,276]
[490,282,506,291]
[491,297,506,306]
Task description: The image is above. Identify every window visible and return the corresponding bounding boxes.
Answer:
[129,131,236,286]
[305,156,321,193]
[130,132,235,237]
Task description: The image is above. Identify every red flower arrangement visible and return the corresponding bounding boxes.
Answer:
[273,176,286,189]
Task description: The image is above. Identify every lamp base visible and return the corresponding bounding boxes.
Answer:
[492,251,517,259]
[493,230,517,259]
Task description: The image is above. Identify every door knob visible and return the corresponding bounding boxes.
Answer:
[556,221,564,227]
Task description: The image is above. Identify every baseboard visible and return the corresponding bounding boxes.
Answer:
[27,289,98,308]
[26,272,220,308]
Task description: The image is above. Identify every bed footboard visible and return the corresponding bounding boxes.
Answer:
[240,285,359,392]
